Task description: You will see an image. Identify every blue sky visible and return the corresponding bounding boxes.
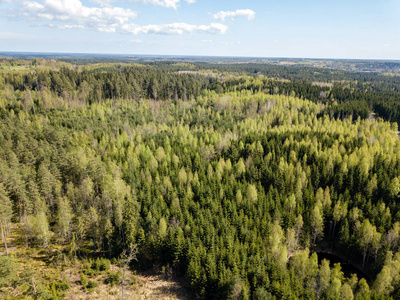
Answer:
[0,0,399,59]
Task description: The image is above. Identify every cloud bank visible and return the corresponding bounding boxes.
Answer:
[15,0,225,35]
[122,22,227,35]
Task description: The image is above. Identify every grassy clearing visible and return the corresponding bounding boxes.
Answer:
[0,224,190,300]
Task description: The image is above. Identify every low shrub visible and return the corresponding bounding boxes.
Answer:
[49,278,69,299]
[91,258,110,272]
[105,271,121,287]
[86,280,98,290]
[80,273,87,286]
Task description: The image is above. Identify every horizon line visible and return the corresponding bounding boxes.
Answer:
[1,51,400,63]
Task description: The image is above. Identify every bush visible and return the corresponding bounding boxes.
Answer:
[49,279,69,299]
[87,280,99,290]
[35,282,53,300]
[111,257,118,265]
[55,278,69,291]
[105,271,121,287]
[91,258,110,272]
[80,273,87,286]
[0,256,18,287]
[99,258,111,271]
[83,266,95,277]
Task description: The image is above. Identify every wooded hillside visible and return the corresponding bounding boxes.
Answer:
[1,60,400,299]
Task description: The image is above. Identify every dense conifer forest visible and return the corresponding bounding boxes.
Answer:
[1,58,400,299]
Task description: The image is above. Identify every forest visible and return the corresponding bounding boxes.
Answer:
[1,58,400,299]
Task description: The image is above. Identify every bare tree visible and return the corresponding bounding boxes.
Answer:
[119,244,138,300]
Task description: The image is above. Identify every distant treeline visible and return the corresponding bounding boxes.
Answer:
[0,65,215,102]
[141,61,400,93]
[2,60,400,125]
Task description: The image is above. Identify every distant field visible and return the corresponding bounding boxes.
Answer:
[0,65,30,70]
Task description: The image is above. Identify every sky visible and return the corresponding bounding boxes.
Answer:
[0,0,399,59]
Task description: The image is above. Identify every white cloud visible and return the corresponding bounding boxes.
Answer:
[128,0,196,9]
[23,1,44,11]
[21,0,138,30]
[60,24,84,29]
[90,0,117,7]
[49,24,84,29]
[38,13,54,20]
[128,0,180,9]
[98,25,117,32]
[213,9,256,21]
[122,22,227,35]
[7,0,225,36]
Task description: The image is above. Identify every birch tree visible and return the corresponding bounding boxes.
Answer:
[0,184,12,255]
